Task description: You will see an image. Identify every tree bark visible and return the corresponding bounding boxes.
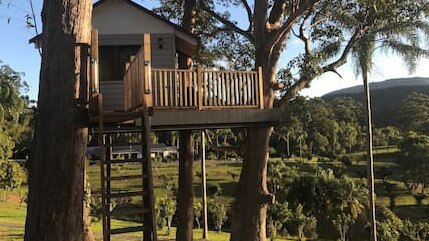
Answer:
[176,1,196,240]
[363,70,377,241]
[176,130,194,241]
[25,0,93,241]
[231,127,274,241]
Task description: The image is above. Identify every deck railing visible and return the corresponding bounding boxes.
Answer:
[150,68,264,110]
[123,34,264,111]
[125,65,264,111]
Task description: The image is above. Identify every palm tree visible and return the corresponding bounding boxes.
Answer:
[351,2,429,240]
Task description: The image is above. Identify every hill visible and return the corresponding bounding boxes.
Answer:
[322,77,429,126]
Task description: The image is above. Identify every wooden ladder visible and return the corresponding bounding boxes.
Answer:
[97,94,157,241]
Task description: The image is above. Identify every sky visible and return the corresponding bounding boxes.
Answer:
[0,0,428,101]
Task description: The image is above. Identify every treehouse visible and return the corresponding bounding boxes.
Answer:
[30,0,279,240]
[92,0,278,130]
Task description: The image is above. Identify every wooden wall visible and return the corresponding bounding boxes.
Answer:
[99,33,176,111]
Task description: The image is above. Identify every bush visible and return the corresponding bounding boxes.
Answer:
[401,220,429,241]
[0,160,26,201]
[376,206,403,241]
[208,199,227,232]
[156,196,176,234]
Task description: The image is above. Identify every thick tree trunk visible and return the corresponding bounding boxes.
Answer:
[231,127,273,241]
[25,1,93,240]
[176,1,196,240]
[176,130,194,241]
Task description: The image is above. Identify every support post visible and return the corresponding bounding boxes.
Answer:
[90,29,99,96]
[142,34,152,108]
[201,130,209,240]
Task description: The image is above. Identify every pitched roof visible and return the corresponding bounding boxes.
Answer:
[29,0,197,44]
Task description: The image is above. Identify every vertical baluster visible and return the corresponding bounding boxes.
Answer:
[217,72,221,106]
[254,73,259,106]
[193,71,198,107]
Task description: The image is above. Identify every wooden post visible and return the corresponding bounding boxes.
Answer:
[201,130,209,240]
[90,29,99,96]
[142,34,152,108]
[258,66,264,109]
[197,66,204,110]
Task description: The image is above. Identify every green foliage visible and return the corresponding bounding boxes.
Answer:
[286,171,368,240]
[156,195,176,235]
[0,63,32,160]
[267,201,291,240]
[274,96,366,158]
[399,131,429,194]
[376,205,403,241]
[193,201,202,229]
[0,160,26,201]
[208,198,227,232]
[401,220,429,241]
[398,92,429,133]
[289,204,318,241]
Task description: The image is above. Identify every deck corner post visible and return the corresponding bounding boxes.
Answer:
[90,29,99,97]
[143,34,153,108]
[257,66,265,109]
[197,65,204,110]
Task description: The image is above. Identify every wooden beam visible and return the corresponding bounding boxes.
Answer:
[201,130,209,240]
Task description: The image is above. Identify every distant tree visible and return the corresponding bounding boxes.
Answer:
[329,97,364,125]
[399,131,429,194]
[397,92,429,133]
[267,201,291,241]
[0,160,26,201]
[0,63,32,159]
[267,158,286,194]
[289,204,317,241]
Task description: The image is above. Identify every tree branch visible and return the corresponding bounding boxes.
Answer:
[199,1,254,42]
[269,0,319,49]
[268,0,286,29]
[275,27,364,107]
[240,0,253,31]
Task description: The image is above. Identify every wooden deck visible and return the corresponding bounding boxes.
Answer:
[90,33,279,129]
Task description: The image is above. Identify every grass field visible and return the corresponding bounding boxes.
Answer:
[1,152,428,240]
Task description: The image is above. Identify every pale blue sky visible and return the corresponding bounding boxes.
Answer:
[0,0,428,101]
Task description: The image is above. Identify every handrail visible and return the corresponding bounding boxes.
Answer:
[123,35,264,111]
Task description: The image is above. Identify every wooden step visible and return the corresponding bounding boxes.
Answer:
[108,191,147,199]
[110,226,145,235]
[108,174,147,181]
[112,206,150,216]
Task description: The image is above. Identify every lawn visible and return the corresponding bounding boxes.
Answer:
[1,154,428,240]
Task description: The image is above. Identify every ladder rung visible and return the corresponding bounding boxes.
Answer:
[108,174,147,181]
[112,206,150,216]
[110,226,145,234]
[107,158,143,164]
[108,191,146,199]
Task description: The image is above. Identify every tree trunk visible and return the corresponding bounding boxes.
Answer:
[176,1,196,240]
[230,127,273,241]
[363,71,377,241]
[25,0,94,240]
[176,130,194,241]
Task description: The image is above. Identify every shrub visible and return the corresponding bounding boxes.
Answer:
[376,206,403,241]
[157,196,176,235]
[0,160,26,201]
[208,199,227,232]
